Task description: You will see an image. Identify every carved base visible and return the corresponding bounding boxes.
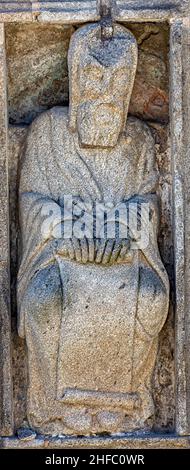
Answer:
[1,434,190,449]
[27,386,153,436]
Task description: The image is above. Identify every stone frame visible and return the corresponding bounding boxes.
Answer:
[0,0,190,446]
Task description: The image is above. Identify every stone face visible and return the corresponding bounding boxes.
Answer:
[17,23,169,435]
[5,22,169,125]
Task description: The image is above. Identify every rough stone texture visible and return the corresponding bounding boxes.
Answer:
[5,23,75,124]
[35,0,99,24]
[170,18,190,436]
[0,1,100,24]
[5,22,169,125]
[9,124,174,433]
[6,22,174,433]
[1,434,190,449]
[0,0,188,23]
[149,123,174,432]
[0,1,33,23]
[127,23,169,123]
[0,23,13,436]
[182,17,190,436]
[16,23,169,435]
[8,125,28,430]
[0,0,188,448]
[115,0,189,21]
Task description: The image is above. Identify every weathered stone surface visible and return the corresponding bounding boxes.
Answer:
[116,0,189,21]
[17,22,169,435]
[1,434,190,449]
[182,17,190,437]
[6,23,75,124]
[0,1,100,24]
[16,427,36,441]
[149,124,174,432]
[0,0,188,23]
[8,126,28,430]
[128,23,169,123]
[35,0,99,24]
[5,20,173,433]
[0,1,33,23]
[0,0,188,448]
[0,23,13,437]
[9,122,174,433]
[170,18,190,436]
[5,22,169,125]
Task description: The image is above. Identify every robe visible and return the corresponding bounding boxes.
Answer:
[17,106,169,434]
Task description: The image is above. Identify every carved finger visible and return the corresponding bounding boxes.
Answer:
[56,239,68,257]
[102,239,115,265]
[110,240,122,263]
[80,237,89,264]
[72,237,82,262]
[88,238,95,263]
[119,239,130,260]
[95,238,106,264]
[66,239,75,260]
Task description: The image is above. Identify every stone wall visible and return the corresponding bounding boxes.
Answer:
[5,21,174,432]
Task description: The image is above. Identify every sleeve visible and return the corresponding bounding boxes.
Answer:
[136,121,159,197]
[126,120,169,299]
[17,112,61,315]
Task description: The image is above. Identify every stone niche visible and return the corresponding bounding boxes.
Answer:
[7,20,173,432]
[0,0,190,449]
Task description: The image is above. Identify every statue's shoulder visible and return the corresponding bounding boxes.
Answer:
[28,106,69,135]
[46,106,69,123]
[124,116,154,147]
[22,107,69,169]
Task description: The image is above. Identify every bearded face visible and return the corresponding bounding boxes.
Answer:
[77,61,129,148]
[68,24,138,149]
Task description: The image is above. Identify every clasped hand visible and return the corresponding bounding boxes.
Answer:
[56,237,130,265]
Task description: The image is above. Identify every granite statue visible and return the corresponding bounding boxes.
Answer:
[17,22,169,435]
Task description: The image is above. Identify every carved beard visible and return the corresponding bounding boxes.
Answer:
[77,102,124,148]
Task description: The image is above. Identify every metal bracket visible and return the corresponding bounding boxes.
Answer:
[99,0,114,40]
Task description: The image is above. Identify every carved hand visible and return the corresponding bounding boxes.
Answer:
[95,238,130,265]
[57,237,130,264]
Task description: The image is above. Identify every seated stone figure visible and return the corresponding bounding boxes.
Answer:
[17,23,169,435]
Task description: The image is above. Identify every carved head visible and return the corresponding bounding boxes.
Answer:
[68,23,138,148]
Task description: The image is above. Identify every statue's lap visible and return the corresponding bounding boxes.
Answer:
[24,257,166,434]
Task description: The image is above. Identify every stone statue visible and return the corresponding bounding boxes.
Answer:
[17,22,169,435]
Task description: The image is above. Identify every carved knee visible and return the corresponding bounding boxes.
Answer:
[22,264,62,326]
[137,266,167,338]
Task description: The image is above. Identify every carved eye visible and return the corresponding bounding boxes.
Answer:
[80,66,103,99]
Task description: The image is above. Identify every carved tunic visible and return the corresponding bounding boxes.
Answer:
[18,107,169,434]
